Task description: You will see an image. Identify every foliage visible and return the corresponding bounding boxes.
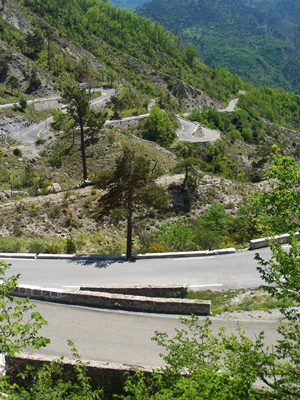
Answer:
[256,237,300,318]
[122,318,268,400]
[156,202,248,252]
[157,218,196,252]
[0,260,50,356]
[109,87,147,118]
[139,0,300,94]
[251,149,300,235]
[1,341,102,399]
[143,105,177,147]
[122,151,300,400]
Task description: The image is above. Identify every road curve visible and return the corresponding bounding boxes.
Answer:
[177,117,220,143]
[219,98,239,113]
[5,248,271,290]
[30,301,280,367]
[11,88,115,143]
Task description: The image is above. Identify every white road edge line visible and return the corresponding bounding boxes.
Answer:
[189,284,223,288]
[1,258,36,261]
[171,256,216,261]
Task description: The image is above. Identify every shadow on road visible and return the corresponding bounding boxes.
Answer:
[69,256,136,270]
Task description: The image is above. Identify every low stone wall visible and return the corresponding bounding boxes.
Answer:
[13,286,211,316]
[32,98,61,111]
[249,232,300,250]
[6,353,152,399]
[79,285,188,298]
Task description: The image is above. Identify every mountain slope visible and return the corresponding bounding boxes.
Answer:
[0,0,299,254]
[139,0,300,93]
[109,0,147,9]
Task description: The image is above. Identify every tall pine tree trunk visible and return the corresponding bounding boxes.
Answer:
[79,119,88,184]
[126,208,133,260]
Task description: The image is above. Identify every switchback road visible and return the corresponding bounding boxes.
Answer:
[4,248,272,289]
[177,117,220,143]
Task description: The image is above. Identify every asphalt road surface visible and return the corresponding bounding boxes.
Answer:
[5,248,272,290]
[219,98,239,113]
[29,300,280,367]
[177,117,220,143]
[10,88,115,142]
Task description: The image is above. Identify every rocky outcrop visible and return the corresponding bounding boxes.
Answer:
[0,41,56,96]
[0,114,33,141]
[0,190,28,201]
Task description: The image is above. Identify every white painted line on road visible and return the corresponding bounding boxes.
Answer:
[171,256,216,261]
[189,284,223,288]
[1,258,35,261]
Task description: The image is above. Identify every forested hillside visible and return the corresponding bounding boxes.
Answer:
[109,0,147,9]
[139,0,300,93]
[0,0,299,254]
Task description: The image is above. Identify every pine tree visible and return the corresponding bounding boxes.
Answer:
[96,147,169,259]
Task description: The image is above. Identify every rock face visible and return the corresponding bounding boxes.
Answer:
[0,41,56,96]
[169,79,217,110]
[0,130,13,146]
[0,114,33,141]
[0,190,28,201]
[46,183,62,193]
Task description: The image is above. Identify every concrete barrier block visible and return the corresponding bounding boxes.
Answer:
[249,232,300,250]
[0,253,36,259]
[36,253,126,260]
[211,248,236,255]
[136,250,210,259]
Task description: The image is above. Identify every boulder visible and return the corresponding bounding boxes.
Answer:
[46,183,62,193]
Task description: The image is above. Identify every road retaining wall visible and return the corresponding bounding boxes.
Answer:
[6,353,152,399]
[79,284,188,298]
[13,286,211,316]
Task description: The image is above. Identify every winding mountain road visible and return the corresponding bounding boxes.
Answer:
[9,88,115,143]
[29,301,281,367]
[219,98,239,113]
[3,247,283,367]
[177,117,220,143]
[3,91,239,144]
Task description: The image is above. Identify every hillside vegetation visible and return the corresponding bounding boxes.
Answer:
[109,0,147,9]
[0,0,299,254]
[139,0,300,93]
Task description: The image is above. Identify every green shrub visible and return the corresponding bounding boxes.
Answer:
[65,236,77,254]
[0,237,21,252]
[28,240,46,254]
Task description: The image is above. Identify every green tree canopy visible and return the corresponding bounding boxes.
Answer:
[143,105,177,147]
[251,148,300,235]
